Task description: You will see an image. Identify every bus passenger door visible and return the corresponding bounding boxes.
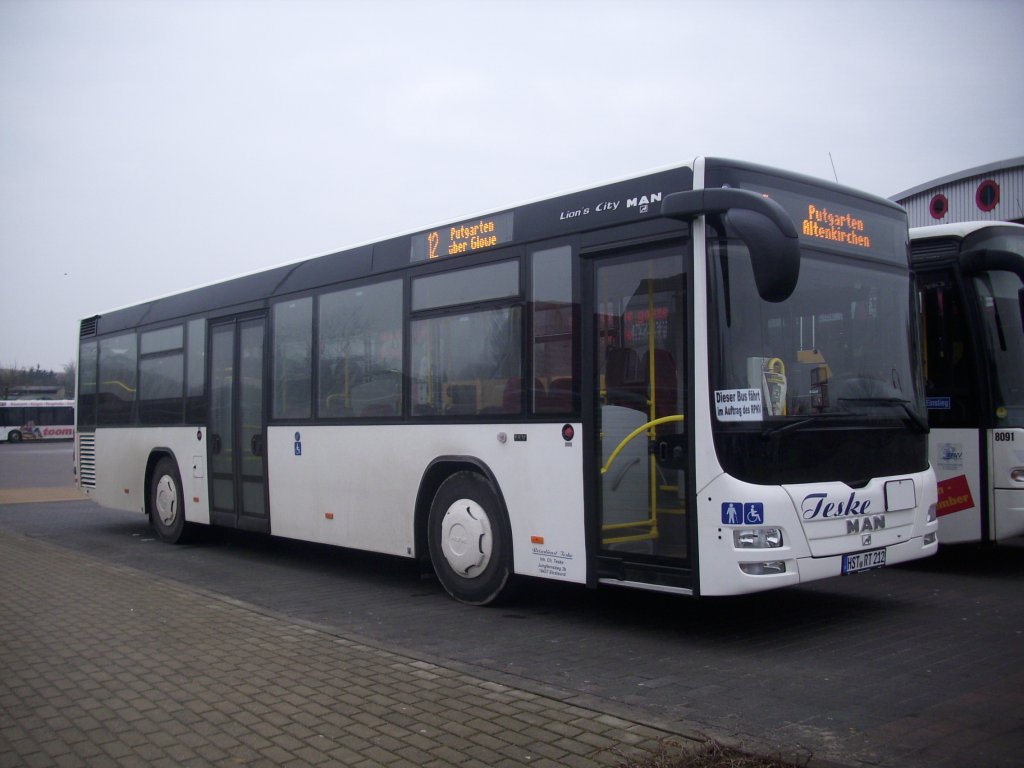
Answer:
[209,315,270,533]
[590,247,690,578]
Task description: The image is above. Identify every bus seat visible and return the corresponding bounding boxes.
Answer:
[605,347,642,408]
[606,347,639,386]
[360,403,396,418]
[642,349,678,420]
[538,377,573,413]
[502,377,545,414]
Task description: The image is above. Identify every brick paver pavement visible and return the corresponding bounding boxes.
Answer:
[0,528,686,767]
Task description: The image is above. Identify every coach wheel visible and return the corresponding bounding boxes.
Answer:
[427,471,512,605]
[7,430,21,443]
[150,457,189,544]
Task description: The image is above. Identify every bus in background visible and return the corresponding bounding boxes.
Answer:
[911,222,1024,543]
[1,400,75,442]
[75,158,937,604]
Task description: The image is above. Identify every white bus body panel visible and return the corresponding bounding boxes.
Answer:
[266,423,587,584]
[696,470,938,596]
[930,427,984,543]
[991,428,1024,540]
[82,427,211,525]
[931,427,1024,543]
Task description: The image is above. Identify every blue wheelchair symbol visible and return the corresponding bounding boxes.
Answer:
[744,503,763,524]
[721,502,765,525]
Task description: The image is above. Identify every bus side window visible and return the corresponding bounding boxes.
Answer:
[139,325,185,425]
[78,339,98,428]
[532,245,576,415]
[920,270,977,427]
[97,332,137,426]
[273,297,313,420]
[186,318,206,423]
[317,280,403,420]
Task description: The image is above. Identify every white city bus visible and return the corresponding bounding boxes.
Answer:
[75,158,937,603]
[1,400,75,442]
[912,221,1024,543]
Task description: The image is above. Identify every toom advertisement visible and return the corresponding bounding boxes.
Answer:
[21,424,74,440]
[929,429,982,543]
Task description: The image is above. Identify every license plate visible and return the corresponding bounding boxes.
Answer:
[842,548,886,574]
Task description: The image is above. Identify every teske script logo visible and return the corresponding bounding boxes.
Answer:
[801,492,872,520]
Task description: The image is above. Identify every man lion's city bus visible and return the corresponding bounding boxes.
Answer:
[1,400,75,442]
[912,221,1024,544]
[75,158,937,604]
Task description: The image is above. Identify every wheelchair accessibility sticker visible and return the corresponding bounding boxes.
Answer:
[722,502,764,525]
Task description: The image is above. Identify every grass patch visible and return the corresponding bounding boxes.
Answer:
[615,737,811,768]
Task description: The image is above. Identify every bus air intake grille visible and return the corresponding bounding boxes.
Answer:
[910,241,959,262]
[78,434,96,488]
[79,317,99,338]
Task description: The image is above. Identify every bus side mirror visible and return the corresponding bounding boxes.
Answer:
[662,188,800,303]
[960,248,1024,332]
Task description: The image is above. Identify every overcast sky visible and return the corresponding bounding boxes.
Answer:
[1,0,1022,371]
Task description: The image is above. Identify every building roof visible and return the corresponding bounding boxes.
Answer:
[891,156,1024,202]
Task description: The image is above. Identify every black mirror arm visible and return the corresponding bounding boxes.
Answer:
[661,188,799,240]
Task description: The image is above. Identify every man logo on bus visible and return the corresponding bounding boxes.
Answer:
[626,192,662,214]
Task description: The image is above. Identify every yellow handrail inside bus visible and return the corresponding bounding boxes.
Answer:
[600,414,685,476]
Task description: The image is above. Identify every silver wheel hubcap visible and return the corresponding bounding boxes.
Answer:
[440,498,492,578]
[155,474,178,526]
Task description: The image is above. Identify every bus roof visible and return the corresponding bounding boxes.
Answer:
[910,221,1024,240]
[82,162,701,337]
[81,156,904,338]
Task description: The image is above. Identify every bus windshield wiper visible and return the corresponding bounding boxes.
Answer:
[837,397,930,434]
[759,413,854,439]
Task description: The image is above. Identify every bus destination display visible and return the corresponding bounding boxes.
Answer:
[801,204,871,250]
[411,211,514,262]
[740,181,905,262]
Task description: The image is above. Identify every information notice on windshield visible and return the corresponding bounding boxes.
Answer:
[715,388,763,421]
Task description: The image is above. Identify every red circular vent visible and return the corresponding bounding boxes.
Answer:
[976,180,1000,212]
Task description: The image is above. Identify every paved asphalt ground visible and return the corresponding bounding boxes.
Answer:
[1,442,1022,767]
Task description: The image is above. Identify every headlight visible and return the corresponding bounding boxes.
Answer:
[739,561,787,575]
[733,527,784,548]
[926,503,937,523]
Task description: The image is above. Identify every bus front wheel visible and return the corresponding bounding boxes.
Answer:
[7,430,21,443]
[150,457,190,544]
[427,471,512,605]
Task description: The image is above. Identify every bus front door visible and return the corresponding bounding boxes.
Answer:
[209,315,270,533]
[591,248,691,579]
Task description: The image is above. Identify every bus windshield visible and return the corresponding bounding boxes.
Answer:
[706,185,926,485]
[969,229,1024,427]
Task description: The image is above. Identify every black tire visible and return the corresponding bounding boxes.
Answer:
[7,430,21,443]
[427,471,512,605]
[149,456,190,544]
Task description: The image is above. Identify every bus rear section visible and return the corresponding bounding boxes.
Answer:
[912,222,1024,543]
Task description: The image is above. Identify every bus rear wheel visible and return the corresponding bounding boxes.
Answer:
[7,430,21,443]
[427,471,512,605]
[150,457,190,544]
